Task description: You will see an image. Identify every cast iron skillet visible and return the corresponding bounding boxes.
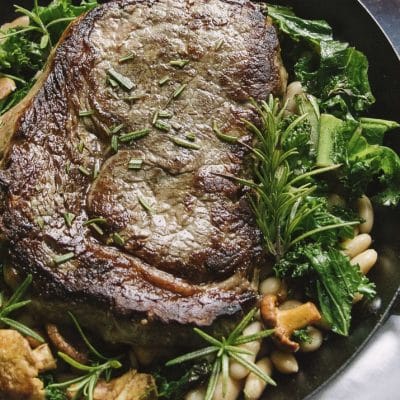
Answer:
[1,1,400,399]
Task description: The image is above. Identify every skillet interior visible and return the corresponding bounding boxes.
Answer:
[1,1,400,399]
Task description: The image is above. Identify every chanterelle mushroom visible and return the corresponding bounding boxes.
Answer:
[67,370,157,400]
[260,294,322,352]
[0,329,56,400]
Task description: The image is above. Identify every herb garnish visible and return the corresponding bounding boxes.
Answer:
[78,165,91,176]
[212,121,239,144]
[169,59,189,68]
[47,313,121,400]
[112,232,125,246]
[172,83,187,99]
[169,136,200,150]
[138,195,154,213]
[111,135,118,152]
[53,252,75,265]
[0,274,44,342]
[215,39,224,51]
[78,110,94,117]
[166,308,275,400]
[154,120,171,132]
[109,124,124,135]
[63,212,75,228]
[158,75,171,86]
[128,158,143,170]
[83,217,107,226]
[118,53,135,63]
[238,97,356,259]
[185,132,196,141]
[107,68,135,91]
[88,223,103,235]
[119,128,150,143]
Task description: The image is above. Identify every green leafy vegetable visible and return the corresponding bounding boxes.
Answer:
[0,0,97,115]
[155,361,211,400]
[275,244,376,335]
[292,328,312,344]
[267,4,375,117]
[236,97,354,259]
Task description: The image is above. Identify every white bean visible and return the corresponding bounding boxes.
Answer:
[357,195,374,234]
[185,386,206,400]
[284,81,303,113]
[259,277,282,296]
[350,249,378,275]
[341,234,372,258]
[243,357,273,400]
[279,300,302,311]
[271,351,298,374]
[212,374,242,400]
[299,327,323,353]
[229,322,262,380]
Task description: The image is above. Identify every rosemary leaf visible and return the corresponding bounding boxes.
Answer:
[63,212,75,228]
[169,59,190,68]
[83,217,107,226]
[138,195,154,213]
[128,158,143,170]
[118,53,135,63]
[112,232,125,246]
[79,110,94,117]
[158,75,171,86]
[78,165,91,176]
[154,120,171,132]
[89,222,104,235]
[119,128,150,143]
[212,121,239,143]
[53,252,74,265]
[172,83,187,99]
[107,68,135,91]
[169,136,201,150]
[111,135,119,152]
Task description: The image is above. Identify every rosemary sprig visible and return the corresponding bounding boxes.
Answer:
[63,212,75,228]
[238,96,357,260]
[166,308,275,400]
[158,75,171,86]
[0,274,44,342]
[118,53,135,63]
[47,313,121,400]
[119,128,150,143]
[169,136,201,150]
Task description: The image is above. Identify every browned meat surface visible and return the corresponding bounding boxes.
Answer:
[0,0,285,347]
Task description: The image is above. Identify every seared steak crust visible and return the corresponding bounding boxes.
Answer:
[0,0,284,345]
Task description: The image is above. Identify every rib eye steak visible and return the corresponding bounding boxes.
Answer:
[0,0,285,347]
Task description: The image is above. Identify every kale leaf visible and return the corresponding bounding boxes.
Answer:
[0,0,98,116]
[155,361,211,400]
[267,5,375,117]
[275,244,376,336]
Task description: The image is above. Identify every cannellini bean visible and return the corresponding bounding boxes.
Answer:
[357,195,374,234]
[284,81,303,113]
[243,357,273,400]
[350,249,378,275]
[259,277,282,296]
[299,327,323,353]
[271,350,298,374]
[341,234,372,258]
[0,77,16,101]
[278,300,302,311]
[212,374,242,400]
[186,386,206,400]
[230,322,262,380]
